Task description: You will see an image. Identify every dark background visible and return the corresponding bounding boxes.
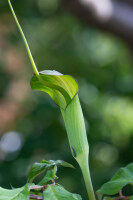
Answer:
[0,0,133,199]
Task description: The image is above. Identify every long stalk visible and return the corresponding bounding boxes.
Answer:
[8,0,39,77]
[78,156,96,200]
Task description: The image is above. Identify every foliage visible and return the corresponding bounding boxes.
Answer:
[43,185,82,200]
[0,184,29,200]
[97,163,133,199]
[28,159,74,182]
[0,159,81,200]
[98,162,133,195]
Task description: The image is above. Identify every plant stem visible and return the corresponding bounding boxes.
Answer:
[8,0,39,77]
[78,156,96,200]
[114,190,130,200]
[30,185,47,190]
[30,194,42,200]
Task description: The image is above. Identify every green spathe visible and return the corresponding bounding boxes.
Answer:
[32,71,89,160]
[61,95,89,160]
[61,95,95,200]
[30,71,88,162]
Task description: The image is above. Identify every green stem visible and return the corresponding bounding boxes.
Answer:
[8,0,39,77]
[77,155,96,200]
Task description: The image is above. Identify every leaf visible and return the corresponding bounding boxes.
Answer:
[97,162,133,195]
[0,184,29,200]
[28,159,74,182]
[48,160,75,169]
[30,70,78,110]
[38,165,58,185]
[43,185,82,200]
[28,162,53,182]
[41,160,50,164]
[130,197,133,200]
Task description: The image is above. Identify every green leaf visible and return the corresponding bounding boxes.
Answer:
[97,162,133,195]
[28,159,74,182]
[38,165,58,185]
[30,70,78,109]
[41,160,50,164]
[43,185,82,200]
[28,162,53,182]
[0,184,29,200]
[48,160,74,169]
[130,197,133,200]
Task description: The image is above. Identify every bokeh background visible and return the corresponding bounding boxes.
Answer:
[0,0,133,199]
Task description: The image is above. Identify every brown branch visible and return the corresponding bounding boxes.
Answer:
[30,185,47,191]
[30,194,43,200]
[114,190,130,200]
[29,185,45,200]
[29,183,56,199]
[61,0,133,47]
[114,196,130,200]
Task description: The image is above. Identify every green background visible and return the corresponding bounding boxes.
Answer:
[0,0,133,199]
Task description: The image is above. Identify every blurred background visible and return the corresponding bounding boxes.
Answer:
[0,0,133,199]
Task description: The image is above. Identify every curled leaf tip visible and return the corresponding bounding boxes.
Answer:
[31,70,78,109]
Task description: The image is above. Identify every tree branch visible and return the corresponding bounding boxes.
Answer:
[61,0,133,46]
